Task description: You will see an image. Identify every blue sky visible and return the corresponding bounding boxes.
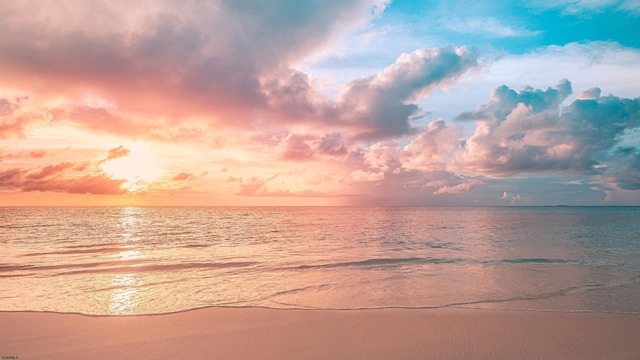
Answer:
[384,0,640,51]
[0,0,639,205]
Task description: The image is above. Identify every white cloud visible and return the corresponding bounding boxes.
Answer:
[451,79,640,181]
[432,179,483,194]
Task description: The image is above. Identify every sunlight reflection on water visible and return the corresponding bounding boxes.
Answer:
[108,208,143,314]
[1,206,639,315]
[108,273,139,314]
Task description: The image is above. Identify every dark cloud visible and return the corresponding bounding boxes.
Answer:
[608,147,640,190]
[564,94,640,152]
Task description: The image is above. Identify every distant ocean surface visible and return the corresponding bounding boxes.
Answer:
[2,206,639,315]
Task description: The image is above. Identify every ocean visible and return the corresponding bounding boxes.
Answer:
[1,206,639,315]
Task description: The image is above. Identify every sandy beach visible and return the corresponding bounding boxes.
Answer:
[2,307,639,359]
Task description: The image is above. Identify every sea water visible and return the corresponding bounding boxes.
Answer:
[1,206,639,315]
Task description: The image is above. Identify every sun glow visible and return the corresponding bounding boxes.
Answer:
[101,145,163,191]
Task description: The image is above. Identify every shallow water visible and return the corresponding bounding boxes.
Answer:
[1,206,639,315]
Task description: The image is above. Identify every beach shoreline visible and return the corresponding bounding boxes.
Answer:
[2,307,640,359]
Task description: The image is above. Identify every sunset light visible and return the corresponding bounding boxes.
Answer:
[101,145,163,192]
[0,0,638,206]
[2,2,640,358]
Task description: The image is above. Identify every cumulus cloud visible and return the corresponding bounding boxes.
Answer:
[0,0,387,136]
[344,79,640,203]
[607,147,640,190]
[279,132,349,161]
[452,80,640,176]
[258,46,478,139]
[577,87,602,100]
[400,119,464,172]
[338,46,478,139]
[501,191,524,204]
[0,1,482,144]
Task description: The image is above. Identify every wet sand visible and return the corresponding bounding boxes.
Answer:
[2,307,640,359]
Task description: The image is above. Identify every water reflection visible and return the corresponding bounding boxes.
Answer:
[108,208,143,314]
[118,207,142,241]
[108,273,139,314]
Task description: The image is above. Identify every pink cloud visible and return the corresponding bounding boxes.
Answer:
[172,172,195,181]
[0,157,127,196]
[28,150,51,158]
[25,162,73,180]
[0,168,26,186]
[0,1,386,139]
[0,96,49,139]
[431,179,483,195]
[278,132,349,161]
[23,175,127,195]
[400,119,463,172]
[106,146,130,161]
[236,177,266,196]
[350,170,385,182]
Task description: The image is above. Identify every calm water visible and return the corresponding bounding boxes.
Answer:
[1,207,639,315]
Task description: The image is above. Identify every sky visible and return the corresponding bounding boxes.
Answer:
[1,0,640,206]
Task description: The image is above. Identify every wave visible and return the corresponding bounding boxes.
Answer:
[21,246,138,257]
[0,259,143,273]
[293,256,576,270]
[56,261,258,275]
[489,258,576,265]
[0,260,257,276]
[294,257,460,270]
[0,223,59,229]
